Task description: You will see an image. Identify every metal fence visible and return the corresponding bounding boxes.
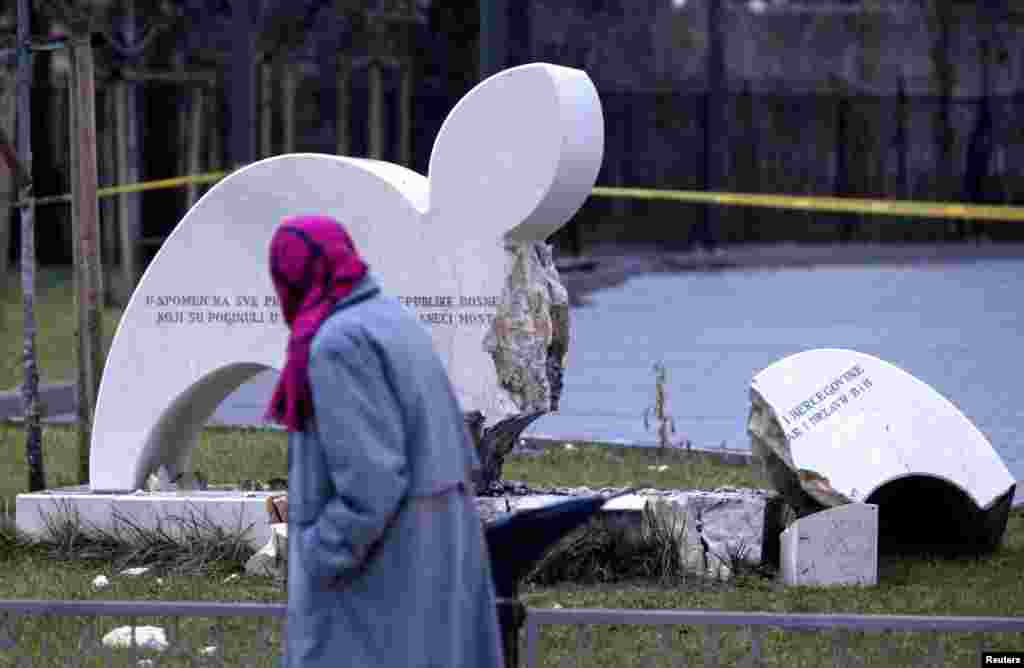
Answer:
[0,600,285,667]
[522,607,1024,668]
[1,599,1022,667]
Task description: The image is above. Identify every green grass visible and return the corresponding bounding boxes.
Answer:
[502,439,764,491]
[1,268,125,390]
[1,429,1022,666]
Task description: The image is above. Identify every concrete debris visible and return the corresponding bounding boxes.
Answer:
[101,626,168,652]
[244,523,288,579]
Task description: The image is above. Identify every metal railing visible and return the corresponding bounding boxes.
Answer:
[0,599,285,667]
[1,599,1022,667]
[523,607,1024,668]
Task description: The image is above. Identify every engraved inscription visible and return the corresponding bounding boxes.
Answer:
[780,364,875,442]
[144,292,504,328]
[397,295,501,328]
[145,294,281,326]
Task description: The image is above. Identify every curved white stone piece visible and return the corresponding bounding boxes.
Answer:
[751,348,1014,510]
[89,63,604,492]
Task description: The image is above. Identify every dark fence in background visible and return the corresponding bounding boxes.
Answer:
[557,88,1024,253]
[9,78,1024,271]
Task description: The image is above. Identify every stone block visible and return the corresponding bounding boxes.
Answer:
[781,503,878,587]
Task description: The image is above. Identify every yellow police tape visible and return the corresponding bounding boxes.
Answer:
[12,168,1024,223]
[10,170,232,208]
[96,171,230,198]
[590,187,1024,223]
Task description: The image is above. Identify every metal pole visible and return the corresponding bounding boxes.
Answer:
[17,0,45,492]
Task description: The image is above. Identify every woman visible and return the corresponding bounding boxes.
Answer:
[266,215,504,668]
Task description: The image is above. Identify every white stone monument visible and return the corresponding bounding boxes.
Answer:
[749,348,1016,552]
[16,63,604,545]
[780,503,878,587]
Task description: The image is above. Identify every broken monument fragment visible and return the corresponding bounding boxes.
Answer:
[749,348,1016,554]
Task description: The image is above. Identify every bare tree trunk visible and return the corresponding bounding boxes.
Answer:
[186,86,205,208]
[17,0,45,492]
[230,0,258,166]
[69,33,104,486]
[0,80,13,281]
[336,55,350,155]
[99,88,119,299]
[113,83,136,297]
[175,52,187,211]
[931,0,957,240]
[207,78,221,171]
[368,60,383,159]
[399,61,411,166]
[260,61,273,158]
[281,63,297,154]
[700,0,725,250]
[117,0,142,298]
[964,7,997,243]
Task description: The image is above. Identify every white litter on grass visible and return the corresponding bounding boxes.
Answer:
[200,646,218,657]
[223,573,240,584]
[120,567,150,576]
[92,575,110,590]
[563,443,576,451]
[647,465,670,472]
[101,626,168,651]
[552,603,563,609]
[156,578,164,586]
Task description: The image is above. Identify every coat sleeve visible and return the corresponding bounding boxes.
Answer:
[300,331,410,582]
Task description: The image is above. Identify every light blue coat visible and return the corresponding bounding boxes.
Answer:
[284,275,504,668]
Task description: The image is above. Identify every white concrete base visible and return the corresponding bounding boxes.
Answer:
[16,487,276,551]
[781,503,878,587]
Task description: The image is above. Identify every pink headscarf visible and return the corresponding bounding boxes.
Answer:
[265,215,369,431]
